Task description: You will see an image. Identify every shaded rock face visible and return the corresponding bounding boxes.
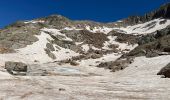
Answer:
[157,63,170,78]
[5,61,27,75]
[151,3,170,19]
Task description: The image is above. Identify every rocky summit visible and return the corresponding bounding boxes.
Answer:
[0,3,170,100]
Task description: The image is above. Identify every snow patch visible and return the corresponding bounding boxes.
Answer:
[24,20,45,24]
[86,26,113,34]
[81,44,90,52]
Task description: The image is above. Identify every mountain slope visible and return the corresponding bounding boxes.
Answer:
[0,3,170,99]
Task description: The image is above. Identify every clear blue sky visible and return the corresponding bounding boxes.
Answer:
[0,0,169,28]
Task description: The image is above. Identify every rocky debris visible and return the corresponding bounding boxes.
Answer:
[62,30,109,48]
[70,61,79,66]
[58,48,117,65]
[59,88,66,91]
[46,31,77,51]
[157,63,170,78]
[46,43,55,51]
[108,30,139,45]
[44,48,56,59]
[58,59,80,66]
[97,57,134,72]
[59,51,104,65]
[5,61,27,75]
[47,29,112,55]
[124,26,170,58]
[70,55,86,61]
[90,53,102,59]
[108,44,119,50]
[79,30,109,48]
[60,30,81,41]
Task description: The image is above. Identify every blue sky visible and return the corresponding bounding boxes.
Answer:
[0,0,169,28]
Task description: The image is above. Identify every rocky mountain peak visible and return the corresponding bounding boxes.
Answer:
[43,14,70,22]
[113,3,170,27]
[150,2,170,19]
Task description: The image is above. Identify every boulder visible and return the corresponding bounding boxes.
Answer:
[70,61,79,66]
[157,63,170,78]
[5,61,27,75]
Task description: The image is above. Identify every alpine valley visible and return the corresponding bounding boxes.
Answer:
[0,3,170,100]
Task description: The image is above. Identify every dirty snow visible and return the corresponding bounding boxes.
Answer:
[1,55,170,99]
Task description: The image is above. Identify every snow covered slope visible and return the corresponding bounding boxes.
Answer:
[0,3,170,99]
[0,17,170,67]
[113,18,170,35]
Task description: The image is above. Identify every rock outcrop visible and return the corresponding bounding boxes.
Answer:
[157,63,170,78]
[5,61,27,75]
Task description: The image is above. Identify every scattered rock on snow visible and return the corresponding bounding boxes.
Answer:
[157,63,170,78]
[5,61,27,75]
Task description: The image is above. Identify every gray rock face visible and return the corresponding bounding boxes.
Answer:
[157,63,170,78]
[5,61,27,75]
[150,3,170,19]
[46,43,55,51]
[44,48,56,59]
